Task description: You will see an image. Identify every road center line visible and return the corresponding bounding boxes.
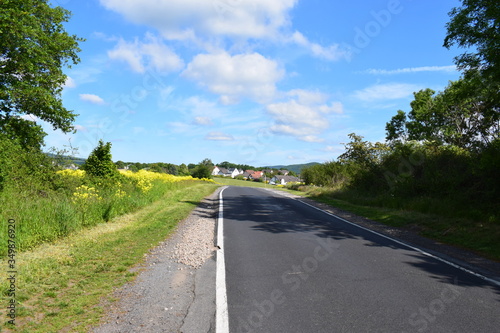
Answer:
[216,187,229,333]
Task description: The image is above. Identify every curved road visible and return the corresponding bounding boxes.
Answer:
[220,186,500,333]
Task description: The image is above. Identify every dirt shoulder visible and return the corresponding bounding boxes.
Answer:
[92,188,222,333]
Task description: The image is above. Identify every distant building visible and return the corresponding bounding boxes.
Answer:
[212,166,240,178]
[269,175,301,185]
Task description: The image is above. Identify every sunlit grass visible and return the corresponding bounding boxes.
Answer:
[0,182,218,332]
[0,170,215,256]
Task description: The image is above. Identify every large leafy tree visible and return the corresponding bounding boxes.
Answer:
[386,75,499,149]
[0,0,83,149]
[444,0,500,79]
[444,0,500,115]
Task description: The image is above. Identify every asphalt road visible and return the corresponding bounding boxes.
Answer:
[221,186,500,333]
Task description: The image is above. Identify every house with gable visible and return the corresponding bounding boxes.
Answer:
[212,166,241,178]
[269,175,301,185]
[249,170,264,180]
[211,166,221,176]
[228,168,240,178]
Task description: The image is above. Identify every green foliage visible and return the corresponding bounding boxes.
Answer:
[444,0,500,80]
[304,130,499,223]
[0,0,83,149]
[218,161,255,171]
[189,158,213,179]
[386,75,499,149]
[385,110,408,143]
[301,162,350,188]
[81,140,119,180]
[178,163,190,176]
[0,134,59,193]
[191,164,212,179]
[339,133,389,168]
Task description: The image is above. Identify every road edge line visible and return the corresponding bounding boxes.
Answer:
[294,197,500,288]
[216,187,229,333]
[263,188,500,288]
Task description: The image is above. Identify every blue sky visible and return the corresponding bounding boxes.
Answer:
[42,0,463,166]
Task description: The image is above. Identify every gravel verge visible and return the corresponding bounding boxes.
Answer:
[92,188,222,333]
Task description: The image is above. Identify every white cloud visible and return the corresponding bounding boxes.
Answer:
[100,0,297,41]
[290,31,350,61]
[267,93,344,142]
[167,121,194,134]
[353,83,422,102]
[80,94,106,105]
[64,76,76,89]
[108,34,184,73]
[67,66,103,85]
[205,131,234,141]
[182,51,284,103]
[100,0,350,64]
[133,127,145,135]
[364,65,457,75]
[193,117,213,126]
[287,89,329,105]
[74,125,87,132]
[20,114,40,122]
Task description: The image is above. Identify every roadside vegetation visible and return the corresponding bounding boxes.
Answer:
[0,0,498,329]
[300,0,500,260]
[0,137,217,331]
[0,180,218,332]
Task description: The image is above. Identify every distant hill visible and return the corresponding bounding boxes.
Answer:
[264,162,320,174]
[46,153,86,165]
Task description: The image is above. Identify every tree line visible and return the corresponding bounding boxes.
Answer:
[302,0,499,223]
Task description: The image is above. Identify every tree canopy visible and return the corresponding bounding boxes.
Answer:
[386,74,499,149]
[444,0,500,80]
[0,0,83,149]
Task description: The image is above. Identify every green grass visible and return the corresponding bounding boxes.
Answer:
[0,182,218,332]
[305,188,500,261]
[0,176,201,256]
[215,177,304,195]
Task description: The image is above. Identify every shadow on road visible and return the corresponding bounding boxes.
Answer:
[221,187,500,302]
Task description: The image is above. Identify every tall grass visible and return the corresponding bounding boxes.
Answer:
[0,169,215,256]
[0,182,219,332]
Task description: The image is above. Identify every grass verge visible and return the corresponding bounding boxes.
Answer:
[306,188,500,261]
[0,182,218,332]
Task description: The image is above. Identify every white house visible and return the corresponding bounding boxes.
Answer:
[228,168,240,178]
[212,166,221,176]
[270,175,301,185]
[212,166,241,178]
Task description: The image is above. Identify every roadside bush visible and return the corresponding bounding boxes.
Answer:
[302,161,350,188]
[81,140,120,180]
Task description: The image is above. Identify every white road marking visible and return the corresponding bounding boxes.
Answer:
[216,187,229,333]
[295,195,500,288]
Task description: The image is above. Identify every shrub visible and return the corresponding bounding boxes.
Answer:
[81,140,119,180]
